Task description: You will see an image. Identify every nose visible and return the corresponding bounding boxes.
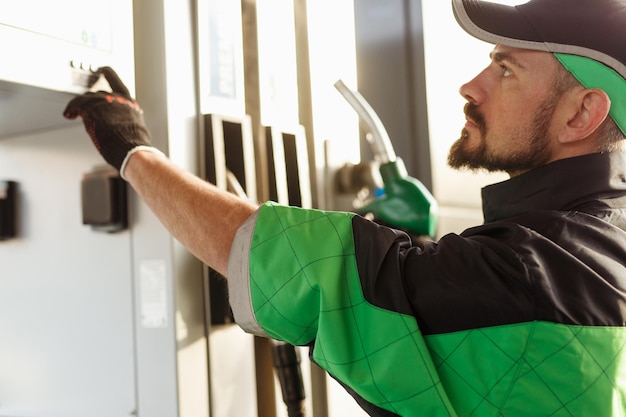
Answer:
[459,70,486,105]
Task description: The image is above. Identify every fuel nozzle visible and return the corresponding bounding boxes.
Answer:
[334,80,438,238]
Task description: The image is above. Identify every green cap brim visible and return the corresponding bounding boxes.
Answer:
[554,53,626,136]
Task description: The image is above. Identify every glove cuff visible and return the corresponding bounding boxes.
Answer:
[120,145,166,181]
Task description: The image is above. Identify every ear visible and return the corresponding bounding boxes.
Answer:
[558,88,611,144]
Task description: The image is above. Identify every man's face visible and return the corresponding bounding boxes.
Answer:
[448,45,563,175]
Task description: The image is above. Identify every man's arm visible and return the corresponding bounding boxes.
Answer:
[63,67,257,276]
[123,149,258,276]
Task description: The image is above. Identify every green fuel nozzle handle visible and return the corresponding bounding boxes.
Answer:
[334,80,438,237]
[359,158,438,237]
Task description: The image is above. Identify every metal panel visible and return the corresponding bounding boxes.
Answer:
[132,0,210,416]
[265,125,312,209]
[0,0,135,138]
[202,113,258,417]
[0,1,138,415]
[0,127,137,417]
[353,0,433,189]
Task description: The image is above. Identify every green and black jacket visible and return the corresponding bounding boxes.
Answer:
[228,151,626,416]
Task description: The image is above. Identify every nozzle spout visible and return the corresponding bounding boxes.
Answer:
[334,79,396,164]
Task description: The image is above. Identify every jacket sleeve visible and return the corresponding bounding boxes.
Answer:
[227,202,457,417]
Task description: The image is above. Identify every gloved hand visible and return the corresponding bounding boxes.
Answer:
[64,67,158,176]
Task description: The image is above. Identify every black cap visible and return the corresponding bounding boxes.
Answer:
[452,0,626,135]
[451,0,626,80]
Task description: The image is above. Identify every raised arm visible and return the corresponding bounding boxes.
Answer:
[64,67,257,276]
[123,150,256,275]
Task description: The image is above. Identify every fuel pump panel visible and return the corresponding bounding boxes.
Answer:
[0,180,18,240]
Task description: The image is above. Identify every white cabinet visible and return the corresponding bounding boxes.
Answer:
[0,2,140,417]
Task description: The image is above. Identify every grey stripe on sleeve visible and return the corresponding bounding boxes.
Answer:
[227,207,269,337]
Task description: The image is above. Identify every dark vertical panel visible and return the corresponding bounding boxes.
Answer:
[353,0,432,189]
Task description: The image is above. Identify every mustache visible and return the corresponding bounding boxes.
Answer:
[464,103,486,135]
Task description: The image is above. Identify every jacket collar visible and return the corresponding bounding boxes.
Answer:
[481,151,626,223]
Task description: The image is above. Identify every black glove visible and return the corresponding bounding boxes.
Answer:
[64,67,154,171]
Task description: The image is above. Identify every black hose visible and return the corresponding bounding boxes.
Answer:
[272,342,306,417]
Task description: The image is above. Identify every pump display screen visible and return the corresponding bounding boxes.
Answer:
[0,0,112,51]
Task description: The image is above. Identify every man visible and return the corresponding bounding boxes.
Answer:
[64,0,626,415]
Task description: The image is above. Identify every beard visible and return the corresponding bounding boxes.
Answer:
[448,95,558,174]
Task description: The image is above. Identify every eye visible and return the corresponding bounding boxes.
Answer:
[500,65,513,77]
